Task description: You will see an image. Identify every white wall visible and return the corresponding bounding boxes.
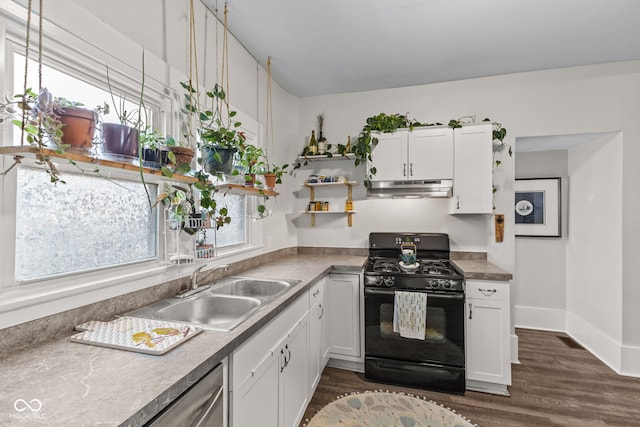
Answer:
[567,132,624,371]
[514,150,568,331]
[298,61,640,375]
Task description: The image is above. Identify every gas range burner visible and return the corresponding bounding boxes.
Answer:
[420,260,455,276]
[372,259,401,273]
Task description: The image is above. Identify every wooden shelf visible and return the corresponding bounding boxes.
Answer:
[0,145,199,184]
[217,183,278,197]
[301,210,357,227]
[303,181,358,187]
[0,145,278,197]
[297,153,355,162]
[300,211,358,214]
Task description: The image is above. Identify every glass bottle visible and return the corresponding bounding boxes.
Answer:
[309,130,318,155]
[317,130,326,155]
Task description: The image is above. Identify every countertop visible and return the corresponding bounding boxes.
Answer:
[0,254,365,427]
[453,259,513,281]
[0,252,509,426]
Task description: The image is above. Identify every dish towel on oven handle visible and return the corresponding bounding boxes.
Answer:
[393,290,427,340]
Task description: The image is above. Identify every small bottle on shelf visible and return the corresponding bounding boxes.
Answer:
[317,130,326,155]
[308,130,318,155]
[345,135,351,154]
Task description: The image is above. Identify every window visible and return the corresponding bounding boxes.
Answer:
[15,167,158,281]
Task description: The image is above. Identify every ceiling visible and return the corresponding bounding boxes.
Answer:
[202,0,640,98]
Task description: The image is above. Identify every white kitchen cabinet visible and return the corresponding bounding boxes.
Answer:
[326,273,361,359]
[369,127,454,181]
[465,279,511,395]
[308,279,328,393]
[449,123,493,214]
[230,294,309,427]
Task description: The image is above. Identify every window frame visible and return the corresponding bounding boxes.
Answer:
[0,2,263,328]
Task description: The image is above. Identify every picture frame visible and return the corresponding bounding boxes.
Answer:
[514,178,561,237]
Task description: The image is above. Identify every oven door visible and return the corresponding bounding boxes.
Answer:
[364,287,465,367]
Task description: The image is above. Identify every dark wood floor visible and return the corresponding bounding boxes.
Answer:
[302,328,640,426]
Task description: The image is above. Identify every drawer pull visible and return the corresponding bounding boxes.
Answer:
[479,288,497,296]
[312,289,320,297]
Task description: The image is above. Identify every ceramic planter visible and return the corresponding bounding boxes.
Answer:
[58,106,96,151]
[102,123,139,158]
[202,146,236,175]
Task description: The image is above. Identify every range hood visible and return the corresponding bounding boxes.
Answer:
[367,180,453,199]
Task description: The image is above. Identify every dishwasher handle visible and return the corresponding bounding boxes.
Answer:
[194,385,224,427]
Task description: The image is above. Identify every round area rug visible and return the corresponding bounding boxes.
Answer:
[304,391,477,427]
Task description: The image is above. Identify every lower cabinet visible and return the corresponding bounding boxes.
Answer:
[465,280,511,395]
[230,294,309,427]
[308,278,328,393]
[326,273,362,362]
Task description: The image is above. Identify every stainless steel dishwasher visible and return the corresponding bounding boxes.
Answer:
[146,362,224,427]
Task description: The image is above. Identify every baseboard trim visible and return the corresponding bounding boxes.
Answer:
[327,358,364,373]
[511,334,520,364]
[621,343,640,378]
[514,305,566,331]
[566,311,621,373]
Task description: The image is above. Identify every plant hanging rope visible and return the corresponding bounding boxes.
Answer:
[265,56,275,168]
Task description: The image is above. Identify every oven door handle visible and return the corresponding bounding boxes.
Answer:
[364,288,464,299]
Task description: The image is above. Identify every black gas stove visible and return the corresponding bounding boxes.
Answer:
[364,232,464,292]
[364,232,466,394]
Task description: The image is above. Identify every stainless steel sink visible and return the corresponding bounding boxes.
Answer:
[124,276,299,332]
[208,277,292,299]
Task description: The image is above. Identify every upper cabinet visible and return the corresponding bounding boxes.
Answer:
[449,123,493,214]
[368,127,453,182]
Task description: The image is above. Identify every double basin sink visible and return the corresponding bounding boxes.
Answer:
[126,276,299,332]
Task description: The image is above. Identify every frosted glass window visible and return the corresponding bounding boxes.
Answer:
[15,167,158,281]
[212,193,246,248]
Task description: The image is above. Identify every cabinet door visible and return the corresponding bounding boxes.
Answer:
[408,127,453,180]
[326,274,361,358]
[466,296,511,385]
[368,131,407,181]
[280,312,309,427]
[232,351,280,427]
[450,123,493,214]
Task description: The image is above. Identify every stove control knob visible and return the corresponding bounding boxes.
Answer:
[374,276,384,287]
[383,277,395,287]
[428,279,439,289]
[442,280,452,289]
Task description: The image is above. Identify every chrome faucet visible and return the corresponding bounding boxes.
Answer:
[176,264,230,298]
[191,264,230,290]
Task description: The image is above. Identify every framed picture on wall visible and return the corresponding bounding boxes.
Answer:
[514,178,561,237]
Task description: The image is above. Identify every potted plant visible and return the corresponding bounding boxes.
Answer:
[0,88,68,182]
[260,162,289,190]
[237,144,265,186]
[180,81,246,176]
[55,97,109,152]
[138,127,167,169]
[164,136,195,169]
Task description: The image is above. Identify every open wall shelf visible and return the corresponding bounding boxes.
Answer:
[0,146,278,197]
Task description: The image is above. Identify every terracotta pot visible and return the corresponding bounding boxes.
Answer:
[168,146,195,166]
[102,123,139,158]
[263,173,277,190]
[59,107,96,150]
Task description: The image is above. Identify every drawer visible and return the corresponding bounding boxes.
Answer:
[466,280,509,301]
